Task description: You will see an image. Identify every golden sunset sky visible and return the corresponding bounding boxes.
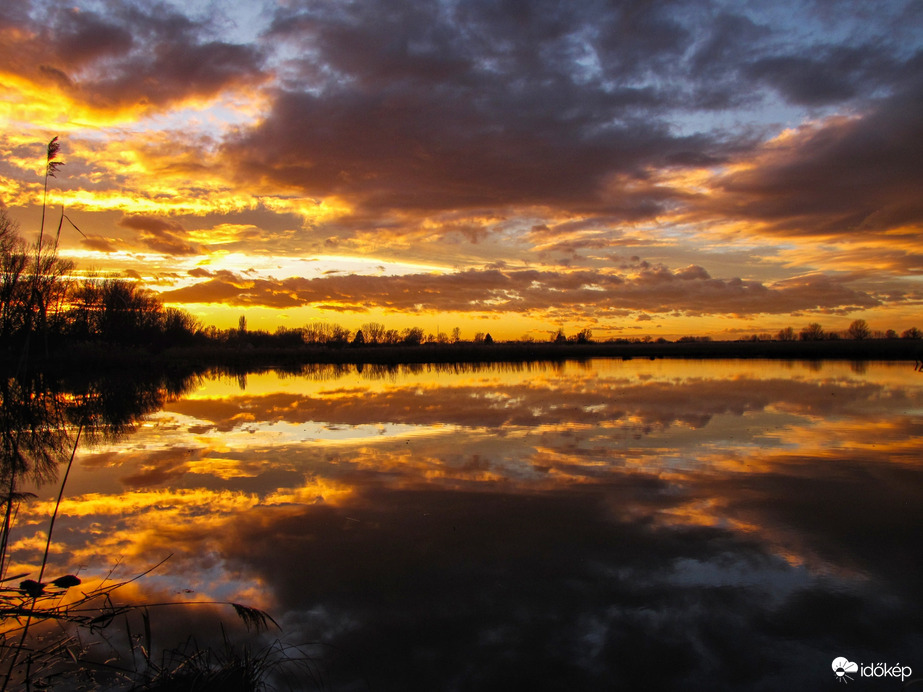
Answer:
[1,0,921,340]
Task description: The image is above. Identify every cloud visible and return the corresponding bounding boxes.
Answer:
[117,446,199,488]
[222,0,740,217]
[1,3,267,120]
[119,213,199,255]
[744,44,898,106]
[52,8,134,66]
[697,75,923,240]
[79,233,120,253]
[78,39,264,113]
[207,0,923,265]
[160,264,879,317]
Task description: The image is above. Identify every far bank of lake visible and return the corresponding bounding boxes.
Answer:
[7,336,923,375]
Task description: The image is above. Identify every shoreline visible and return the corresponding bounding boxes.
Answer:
[6,338,922,374]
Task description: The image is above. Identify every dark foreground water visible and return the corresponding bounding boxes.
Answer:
[14,359,923,690]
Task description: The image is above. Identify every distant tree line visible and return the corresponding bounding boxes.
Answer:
[749,319,922,343]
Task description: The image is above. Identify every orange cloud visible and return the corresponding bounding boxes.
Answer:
[159,264,880,318]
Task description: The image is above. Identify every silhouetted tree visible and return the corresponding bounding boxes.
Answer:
[0,209,73,352]
[303,322,349,345]
[901,327,922,339]
[361,322,386,345]
[846,319,871,340]
[67,277,168,345]
[800,322,825,341]
[329,324,351,347]
[401,327,424,346]
[0,211,28,341]
[574,328,592,344]
[776,326,795,341]
[97,279,162,342]
[162,308,201,344]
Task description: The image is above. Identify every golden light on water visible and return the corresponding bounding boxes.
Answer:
[10,359,917,589]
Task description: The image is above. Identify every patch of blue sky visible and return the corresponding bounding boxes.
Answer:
[667,97,828,142]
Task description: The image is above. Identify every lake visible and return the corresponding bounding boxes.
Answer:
[11,358,923,689]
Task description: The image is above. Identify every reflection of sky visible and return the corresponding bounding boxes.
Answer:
[12,359,923,689]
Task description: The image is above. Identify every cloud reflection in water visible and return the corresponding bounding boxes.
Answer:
[18,360,923,690]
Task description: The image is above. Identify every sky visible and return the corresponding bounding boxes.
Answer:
[1,0,922,340]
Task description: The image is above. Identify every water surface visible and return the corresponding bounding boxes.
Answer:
[17,359,923,689]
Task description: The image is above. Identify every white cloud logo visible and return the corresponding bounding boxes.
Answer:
[832,657,859,683]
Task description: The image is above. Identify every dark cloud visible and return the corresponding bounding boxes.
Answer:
[118,446,199,488]
[225,0,741,215]
[208,0,923,254]
[755,57,859,105]
[80,39,265,112]
[222,88,691,216]
[52,8,134,65]
[79,234,120,253]
[119,213,199,255]
[1,2,266,115]
[702,76,923,239]
[119,214,186,235]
